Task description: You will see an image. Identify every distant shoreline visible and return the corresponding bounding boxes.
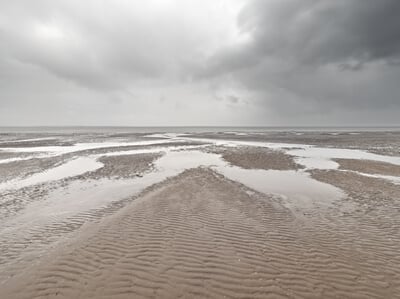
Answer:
[1,125,400,133]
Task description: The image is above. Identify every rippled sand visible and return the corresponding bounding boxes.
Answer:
[2,168,398,298]
[1,131,400,298]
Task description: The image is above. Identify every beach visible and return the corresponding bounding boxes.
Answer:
[1,129,400,298]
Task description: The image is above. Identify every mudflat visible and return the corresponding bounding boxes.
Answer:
[0,130,399,298]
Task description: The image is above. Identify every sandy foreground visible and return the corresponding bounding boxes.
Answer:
[0,131,400,298]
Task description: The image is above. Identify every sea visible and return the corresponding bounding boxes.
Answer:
[0,126,400,134]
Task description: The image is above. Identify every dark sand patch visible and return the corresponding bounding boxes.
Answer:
[217,146,302,170]
[335,158,400,177]
[83,153,162,180]
[310,169,400,207]
[2,168,399,298]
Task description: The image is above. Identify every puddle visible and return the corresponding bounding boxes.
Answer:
[294,157,339,170]
[215,167,343,210]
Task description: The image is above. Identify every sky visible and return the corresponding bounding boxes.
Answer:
[0,0,399,126]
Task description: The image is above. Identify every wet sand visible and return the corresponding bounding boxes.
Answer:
[214,146,302,170]
[335,158,400,177]
[1,130,400,298]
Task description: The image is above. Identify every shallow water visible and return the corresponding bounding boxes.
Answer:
[287,147,400,168]
[294,156,339,170]
[1,139,177,155]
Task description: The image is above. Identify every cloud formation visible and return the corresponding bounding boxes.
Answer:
[0,0,399,125]
[240,0,400,66]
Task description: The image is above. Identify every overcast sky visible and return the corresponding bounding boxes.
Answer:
[1,0,399,126]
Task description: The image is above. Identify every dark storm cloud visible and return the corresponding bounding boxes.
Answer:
[197,0,400,124]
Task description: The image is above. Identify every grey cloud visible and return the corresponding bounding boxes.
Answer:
[0,0,399,126]
[0,0,209,92]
